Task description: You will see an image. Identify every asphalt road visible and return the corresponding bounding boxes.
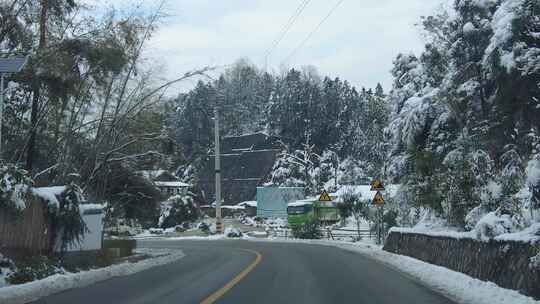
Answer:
[33,240,457,304]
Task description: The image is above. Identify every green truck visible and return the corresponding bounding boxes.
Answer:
[287,199,340,227]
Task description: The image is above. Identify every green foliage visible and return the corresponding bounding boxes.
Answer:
[341,190,370,221]
[198,222,210,234]
[6,256,63,285]
[291,216,322,239]
[337,201,353,220]
[47,183,87,253]
[383,209,398,229]
[102,164,161,229]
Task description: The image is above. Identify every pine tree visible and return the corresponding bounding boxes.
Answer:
[375,83,384,98]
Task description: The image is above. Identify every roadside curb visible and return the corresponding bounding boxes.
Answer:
[0,249,185,304]
[244,238,538,304]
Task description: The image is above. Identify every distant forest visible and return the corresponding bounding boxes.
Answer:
[0,0,538,230]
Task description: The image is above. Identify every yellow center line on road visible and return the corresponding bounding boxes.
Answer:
[200,249,263,304]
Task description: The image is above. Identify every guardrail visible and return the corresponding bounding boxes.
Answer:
[269,227,373,240]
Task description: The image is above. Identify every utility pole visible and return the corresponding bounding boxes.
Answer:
[214,107,223,234]
[332,149,339,191]
[377,205,383,244]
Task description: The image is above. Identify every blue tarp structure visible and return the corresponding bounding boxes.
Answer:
[256,187,304,218]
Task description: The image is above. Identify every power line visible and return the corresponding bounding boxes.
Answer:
[282,0,344,65]
[263,0,311,69]
[264,0,310,58]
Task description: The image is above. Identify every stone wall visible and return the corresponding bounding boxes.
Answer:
[383,231,540,299]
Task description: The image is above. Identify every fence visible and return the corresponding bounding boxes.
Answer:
[270,227,373,240]
[0,197,51,255]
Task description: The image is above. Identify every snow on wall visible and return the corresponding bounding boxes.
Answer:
[393,211,540,244]
[30,186,67,208]
[384,230,540,299]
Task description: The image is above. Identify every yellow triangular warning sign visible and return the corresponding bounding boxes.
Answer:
[372,191,385,205]
[371,179,385,191]
[318,190,332,202]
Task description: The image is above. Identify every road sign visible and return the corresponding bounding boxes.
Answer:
[318,190,332,202]
[372,191,385,205]
[371,179,385,191]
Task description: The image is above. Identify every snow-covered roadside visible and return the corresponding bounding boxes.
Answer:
[244,238,539,304]
[0,248,185,304]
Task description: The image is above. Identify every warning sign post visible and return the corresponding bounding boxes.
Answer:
[318,190,332,202]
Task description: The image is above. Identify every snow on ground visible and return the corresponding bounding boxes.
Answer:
[0,248,185,304]
[221,205,245,210]
[340,216,370,230]
[0,254,13,288]
[239,216,256,226]
[248,231,268,237]
[236,201,257,208]
[163,234,251,241]
[245,238,539,304]
[0,268,11,288]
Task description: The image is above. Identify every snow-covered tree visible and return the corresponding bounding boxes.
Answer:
[387,0,540,229]
[159,194,198,229]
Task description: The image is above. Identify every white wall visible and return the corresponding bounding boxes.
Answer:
[256,187,305,218]
[66,213,104,252]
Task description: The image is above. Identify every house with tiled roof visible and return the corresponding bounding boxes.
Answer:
[196,132,281,205]
[137,170,190,197]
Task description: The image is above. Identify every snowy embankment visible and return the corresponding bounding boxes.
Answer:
[390,224,540,244]
[244,238,538,304]
[0,248,185,304]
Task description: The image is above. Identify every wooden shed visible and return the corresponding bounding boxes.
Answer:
[0,194,52,256]
[0,186,103,256]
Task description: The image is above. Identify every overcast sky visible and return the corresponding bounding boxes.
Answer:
[141,0,446,93]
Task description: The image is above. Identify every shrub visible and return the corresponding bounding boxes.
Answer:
[383,209,398,229]
[159,194,198,229]
[198,222,210,234]
[291,216,322,239]
[6,256,63,285]
[337,201,353,221]
[225,227,243,238]
[45,183,88,254]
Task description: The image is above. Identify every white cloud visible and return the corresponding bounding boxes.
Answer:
[143,0,445,93]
